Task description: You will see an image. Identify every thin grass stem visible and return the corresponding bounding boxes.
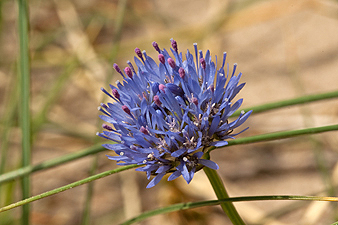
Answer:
[0,164,141,213]
[17,0,31,223]
[121,195,338,225]
[233,90,338,117]
[0,143,106,184]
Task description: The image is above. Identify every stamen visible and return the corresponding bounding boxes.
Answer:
[134,47,143,60]
[183,157,188,162]
[140,126,149,135]
[153,95,162,106]
[100,103,108,110]
[113,63,124,77]
[124,67,133,79]
[112,89,120,99]
[170,38,178,52]
[102,124,113,131]
[152,41,160,53]
[122,105,131,114]
[158,54,165,64]
[167,58,176,69]
[179,67,185,79]
[159,84,166,93]
[200,58,206,70]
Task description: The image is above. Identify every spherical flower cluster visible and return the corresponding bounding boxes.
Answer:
[98,39,252,188]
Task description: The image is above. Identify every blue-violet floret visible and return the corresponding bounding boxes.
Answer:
[98,39,252,188]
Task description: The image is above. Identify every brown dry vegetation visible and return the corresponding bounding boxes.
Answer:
[1,0,338,224]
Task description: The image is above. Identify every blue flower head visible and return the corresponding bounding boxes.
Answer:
[98,39,252,188]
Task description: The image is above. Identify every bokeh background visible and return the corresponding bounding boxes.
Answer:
[1,0,338,224]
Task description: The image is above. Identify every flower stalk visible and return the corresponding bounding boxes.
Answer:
[203,152,245,225]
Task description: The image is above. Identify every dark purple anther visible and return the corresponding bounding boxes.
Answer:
[102,124,113,131]
[167,58,176,69]
[179,67,185,79]
[113,63,122,74]
[200,58,206,70]
[158,54,165,64]
[112,89,120,99]
[140,126,149,135]
[135,48,143,60]
[124,67,133,78]
[159,84,166,93]
[170,38,178,52]
[209,84,214,93]
[191,97,198,106]
[153,95,161,106]
[122,105,131,114]
[100,103,108,110]
[152,41,160,53]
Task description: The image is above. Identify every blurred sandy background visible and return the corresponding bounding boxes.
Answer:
[1,0,338,224]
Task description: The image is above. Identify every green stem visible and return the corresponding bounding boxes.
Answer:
[0,143,106,184]
[0,164,141,213]
[203,165,245,225]
[232,90,338,117]
[121,195,338,225]
[0,66,19,209]
[208,124,338,153]
[17,0,31,224]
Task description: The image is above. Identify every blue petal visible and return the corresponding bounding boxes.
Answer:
[146,173,165,188]
[171,148,187,157]
[181,163,191,184]
[210,140,228,147]
[168,170,181,181]
[199,159,219,170]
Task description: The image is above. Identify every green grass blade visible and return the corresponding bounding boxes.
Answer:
[0,66,19,211]
[233,90,338,117]
[17,0,31,224]
[207,124,338,153]
[0,164,141,213]
[121,195,338,225]
[0,143,106,184]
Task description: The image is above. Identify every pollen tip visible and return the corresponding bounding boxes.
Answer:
[158,54,165,64]
[167,58,176,69]
[124,67,133,78]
